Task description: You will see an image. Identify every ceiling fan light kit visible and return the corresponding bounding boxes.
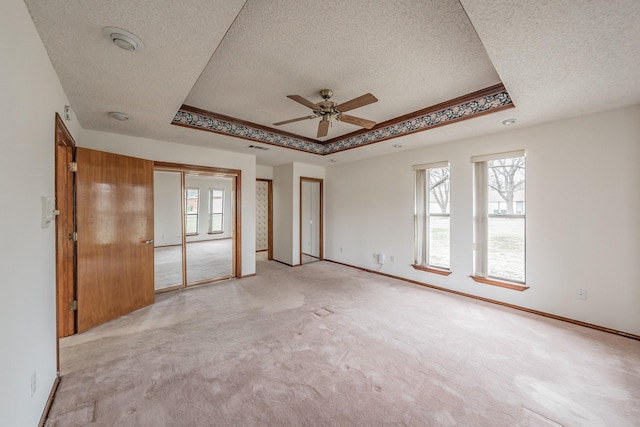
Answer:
[274,89,378,138]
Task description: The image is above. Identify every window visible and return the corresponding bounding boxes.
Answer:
[413,161,451,274]
[185,187,199,235]
[208,188,224,234]
[472,151,526,288]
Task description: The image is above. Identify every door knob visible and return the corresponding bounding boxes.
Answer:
[143,239,154,244]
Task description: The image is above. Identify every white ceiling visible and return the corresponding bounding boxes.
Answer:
[24,0,640,167]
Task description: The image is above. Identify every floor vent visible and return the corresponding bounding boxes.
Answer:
[314,307,334,318]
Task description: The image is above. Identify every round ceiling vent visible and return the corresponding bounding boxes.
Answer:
[102,27,144,51]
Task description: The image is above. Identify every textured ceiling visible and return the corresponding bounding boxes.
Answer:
[24,0,640,167]
[184,0,500,141]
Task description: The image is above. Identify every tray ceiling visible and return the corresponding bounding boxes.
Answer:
[23,0,640,166]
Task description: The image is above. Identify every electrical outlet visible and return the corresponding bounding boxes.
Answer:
[576,289,587,300]
[390,255,395,262]
[339,247,343,253]
[31,371,36,397]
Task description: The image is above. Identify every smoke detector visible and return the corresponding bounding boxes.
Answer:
[102,27,144,51]
[108,111,130,121]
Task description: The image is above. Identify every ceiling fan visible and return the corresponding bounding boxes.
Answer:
[273,89,378,138]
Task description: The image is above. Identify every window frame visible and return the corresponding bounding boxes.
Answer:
[412,161,452,275]
[208,188,225,234]
[471,150,528,291]
[185,187,200,236]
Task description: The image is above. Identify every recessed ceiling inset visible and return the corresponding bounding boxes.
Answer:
[173,84,514,156]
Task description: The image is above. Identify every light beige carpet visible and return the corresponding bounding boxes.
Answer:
[47,260,640,426]
[154,239,233,290]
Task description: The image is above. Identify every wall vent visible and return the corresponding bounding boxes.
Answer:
[248,145,269,151]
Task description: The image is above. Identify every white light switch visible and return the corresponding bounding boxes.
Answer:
[41,196,59,228]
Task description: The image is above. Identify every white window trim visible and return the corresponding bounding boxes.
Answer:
[208,188,225,234]
[413,161,451,272]
[472,150,526,286]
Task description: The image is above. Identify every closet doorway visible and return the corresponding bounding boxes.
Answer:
[154,163,241,292]
[300,177,323,265]
[256,179,273,260]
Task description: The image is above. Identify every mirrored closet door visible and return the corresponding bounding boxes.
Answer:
[153,165,239,292]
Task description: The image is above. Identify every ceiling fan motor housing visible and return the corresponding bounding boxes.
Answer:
[319,89,333,100]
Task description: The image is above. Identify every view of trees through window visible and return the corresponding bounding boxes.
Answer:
[428,167,450,269]
[185,188,199,234]
[487,157,526,282]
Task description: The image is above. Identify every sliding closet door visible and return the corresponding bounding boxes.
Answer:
[153,165,239,290]
[154,171,184,290]
[185,173,235,284]
[300,178,323,264]
[76,148,154,332]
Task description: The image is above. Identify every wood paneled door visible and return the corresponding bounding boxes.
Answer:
[55,114,76,339]
[75,148,155,332]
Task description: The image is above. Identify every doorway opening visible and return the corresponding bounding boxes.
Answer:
[256,179,273,261]
[154,163,242,292]
[300,177,323,265]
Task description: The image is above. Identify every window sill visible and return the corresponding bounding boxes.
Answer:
[185,233,198,237]
[470,276,529,291]
[412,264,452,276]
[207,231,224,235]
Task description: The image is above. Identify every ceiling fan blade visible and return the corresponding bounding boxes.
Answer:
[273,115,316,126]
[317,120,330,138]
[335,93,378,113]
[339,114,377,129]
[287,95,319,110]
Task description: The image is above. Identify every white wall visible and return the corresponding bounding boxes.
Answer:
[326,105,640,335]
[273,163,295,264]
[273,163,326,265]
[0,1,83,425]
[80,130,257,277]
[154,170,183,246]
[257,164,274,180]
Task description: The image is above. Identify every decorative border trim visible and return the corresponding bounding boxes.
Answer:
[172,84,514,155]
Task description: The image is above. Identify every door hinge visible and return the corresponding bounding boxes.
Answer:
[69,300,78,311]
[68,232,78,241]
[68,162,77,172]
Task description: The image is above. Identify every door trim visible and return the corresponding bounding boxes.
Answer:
[256,179,273,260]
[299,177,323,264]
[54,113,76,365]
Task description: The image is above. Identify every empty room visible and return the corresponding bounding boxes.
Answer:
[2,1,639,426]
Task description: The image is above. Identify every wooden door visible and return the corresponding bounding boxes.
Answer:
[76,148,154,332]
[55,114,76,338]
